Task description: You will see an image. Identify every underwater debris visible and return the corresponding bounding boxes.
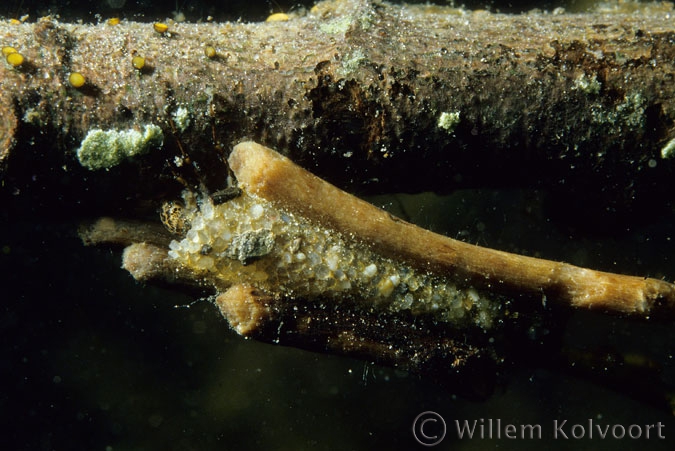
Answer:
[78,141,675,331]
[438,111,461,133]
[78,140,675,389]
[76,124,164,170]
[223,228,276,265]
[165,186,499,327]
[226,142,675,317]
[660,138,675,159]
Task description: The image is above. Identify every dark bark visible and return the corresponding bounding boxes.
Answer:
[0,0,673,216]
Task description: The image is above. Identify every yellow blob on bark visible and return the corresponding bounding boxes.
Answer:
[68,72,86,88]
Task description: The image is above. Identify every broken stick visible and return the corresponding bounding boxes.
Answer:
[228,141,675,316]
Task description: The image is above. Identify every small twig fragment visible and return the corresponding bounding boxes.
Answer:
[215,284,274,336]
[79,217,173,248]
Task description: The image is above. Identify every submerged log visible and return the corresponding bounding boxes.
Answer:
[0,0,673,206]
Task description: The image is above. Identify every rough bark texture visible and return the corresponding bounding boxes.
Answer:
[1,0,674,207]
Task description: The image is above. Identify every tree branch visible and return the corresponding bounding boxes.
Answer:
[1,0,673,203]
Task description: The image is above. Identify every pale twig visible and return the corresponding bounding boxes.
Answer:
[229,141,675,317]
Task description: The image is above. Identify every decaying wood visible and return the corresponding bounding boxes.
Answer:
[79,140,675,404]
[81,228,497,397]
[214,283,496,396]
[0,0,674,205]
[79,217,173,248]
[230,141,675,316]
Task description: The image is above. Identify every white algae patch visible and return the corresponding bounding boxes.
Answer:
[77,124,164,170]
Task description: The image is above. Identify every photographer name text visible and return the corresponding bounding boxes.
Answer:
[455,418,665,440]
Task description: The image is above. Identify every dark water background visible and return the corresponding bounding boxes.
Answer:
[2,1,675,450]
